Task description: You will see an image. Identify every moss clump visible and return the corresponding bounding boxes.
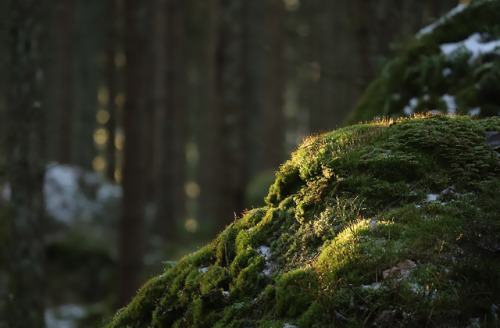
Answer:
[347,0,500,124]
[107,115,500,327]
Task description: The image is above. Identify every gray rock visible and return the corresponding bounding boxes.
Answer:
[486,131,500,148]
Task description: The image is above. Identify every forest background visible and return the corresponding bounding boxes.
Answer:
[0,0,459,326]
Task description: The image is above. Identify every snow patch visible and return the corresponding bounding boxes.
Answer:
[45,304,86,328]
[42,163,122,225]
[416,4,467,38]
[427,194,438,202]
[256,246,275,276]
[468,107,481,116]
[442,67,453,77]
[440,33,500,65]
[441,94,457,114]
[361,282,384,290]
[256,246,271,261]
[403,97,419,116]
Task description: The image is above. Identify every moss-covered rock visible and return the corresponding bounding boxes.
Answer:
[347,0,500,124]
[107,115,500,327]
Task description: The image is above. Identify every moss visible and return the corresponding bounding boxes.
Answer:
[347,0,500,124]
[107,115,500,327]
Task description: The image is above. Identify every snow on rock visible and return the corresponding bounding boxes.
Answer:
[416,4,467,38]
[440,33,500,65]
[42,163,122,225]
[256,246,275,276]
[45,304,86,328]
[256,246,271,261]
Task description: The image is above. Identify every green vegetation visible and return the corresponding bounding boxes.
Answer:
[347,0,500,124]
[107,115,500,327]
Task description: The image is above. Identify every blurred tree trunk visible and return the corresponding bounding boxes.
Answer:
[116,0,152,308]
[263,0,285,170]
[196,0,219,230]
[5,0,47,326]
[240,1,266,180]
[214,0,246,228]
[56,0,76,164]
[152,0,186,240]
[193,0,219,231]
[73,0,102,170]
[104,0,119,181]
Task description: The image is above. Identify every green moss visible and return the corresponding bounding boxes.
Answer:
[347,0,500,124]
[107,115,500,327]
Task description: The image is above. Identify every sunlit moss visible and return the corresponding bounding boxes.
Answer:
[106,114,500,327]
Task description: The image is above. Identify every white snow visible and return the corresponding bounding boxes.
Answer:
[96,183,122,202]
[403,97,419,116]
[442,67,453,77]
[427,194,438,202]
[283,324,298,328]
[256,246,275,276]
[416,4,467,38]
[45,304,85,328]
[440,33,500,65]
[441,94,457,114]
[361,282,384,290]
[42,163,122,225]
[468,107,481,116]
[256,246,271,261]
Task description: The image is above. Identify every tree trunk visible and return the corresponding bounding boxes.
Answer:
[214,0,246,229]
[116,0,152,308]
[264,0,285,170]
[197,0,220,229]
[56,0,76,165]
[5,0,47,326]
[151,0,186,240]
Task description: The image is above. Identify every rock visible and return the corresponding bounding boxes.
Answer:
[486,131,500,148]
[106,116,500,327]
[383,260,417,279]
[441,185,456,196]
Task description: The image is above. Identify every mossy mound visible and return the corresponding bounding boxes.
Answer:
[107,115,500,327]
[347,0,500,124]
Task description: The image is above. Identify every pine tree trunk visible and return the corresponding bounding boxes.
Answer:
[214,0,246,228]
[116,0,152,308]
[264,0,285,170]
[5,0,47,326]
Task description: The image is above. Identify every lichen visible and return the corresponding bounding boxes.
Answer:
[106,115,500,327]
